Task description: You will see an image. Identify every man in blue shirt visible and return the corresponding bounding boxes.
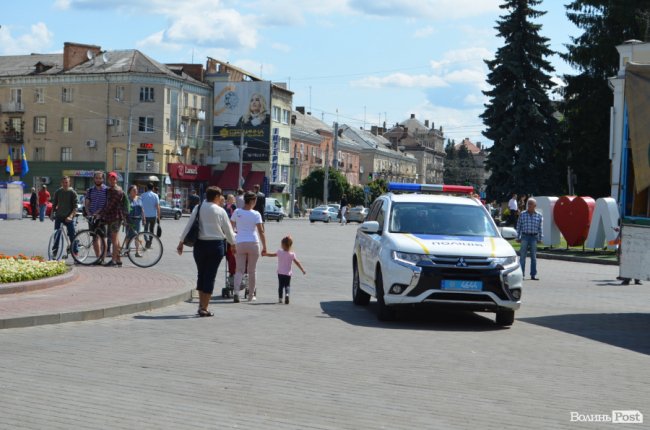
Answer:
[140,182,160,247]
[84,171,108,264]
[516,197,543,280]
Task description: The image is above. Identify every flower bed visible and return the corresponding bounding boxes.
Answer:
[0,254,67,283]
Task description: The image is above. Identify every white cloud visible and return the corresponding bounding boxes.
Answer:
[348,0,500,19]
[351,73,448,89]
[430,47,493,71]
[0,23,54,55]
[413,26,435,38]
[414,101,488,145]
[251,0,350,26]
[271,42,291,53]
[53,0,71,9]
[136,30,185,53]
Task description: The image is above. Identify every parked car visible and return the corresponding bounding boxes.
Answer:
[347,206,369,223]
[309,205,340,223]
[159,200,182,220]
[22,194,52,218]
[352,182,522,325]
[265,198,285,222]
[77,195,85,215]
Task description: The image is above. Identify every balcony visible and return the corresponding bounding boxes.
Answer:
[1,102,24,113]
[135,161,160,173]
[1,131,24,144]
[181,107,205,120]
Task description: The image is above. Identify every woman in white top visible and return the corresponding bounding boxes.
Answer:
[177,186,236,317]
[230,191,267,302]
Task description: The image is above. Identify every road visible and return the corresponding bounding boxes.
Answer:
[0,216,649,429]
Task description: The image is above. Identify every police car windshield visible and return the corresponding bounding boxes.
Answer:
[389,202,498,237]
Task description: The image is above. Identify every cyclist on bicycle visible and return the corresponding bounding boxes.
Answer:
[97,171,128,267]
[84,170,108,265]
[50,176,79,256]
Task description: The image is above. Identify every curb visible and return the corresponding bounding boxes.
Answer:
[0,288,193,330]
[536,252,617,266]
[0,266,79,295]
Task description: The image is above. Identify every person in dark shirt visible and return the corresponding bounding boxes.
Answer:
[253,184,266,222]
[188,189,200,213]
[29,188,37,220]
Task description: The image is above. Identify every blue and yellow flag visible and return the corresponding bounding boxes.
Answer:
[6,148,14,176]
[20,145,29,177]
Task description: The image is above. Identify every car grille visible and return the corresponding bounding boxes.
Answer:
[428,255,492,268]
[407,267,509,300]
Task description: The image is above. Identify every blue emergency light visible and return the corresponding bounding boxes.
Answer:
[387,182,474,194]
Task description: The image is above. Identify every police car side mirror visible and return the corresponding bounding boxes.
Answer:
[360,221,380,234]
[499,227,517,240]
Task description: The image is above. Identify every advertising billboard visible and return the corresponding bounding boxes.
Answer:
[213,81,272,162]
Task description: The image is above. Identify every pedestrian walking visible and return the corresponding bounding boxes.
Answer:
[177,186,236,317]
[187,189,200,213]
[224,193,237,286]
[507,193,518,226]
[126,185,146,257]
[235,188,245,209]
[98,172,127,267]
[29,188,37,220]
[252,184,266,222]
[38,184,50,222]
[50,176,78,255]
[263,235,306,304]
[231,191,268,302]
[140,182,160,248]
[516,197,543,280]
[339,194,348,225]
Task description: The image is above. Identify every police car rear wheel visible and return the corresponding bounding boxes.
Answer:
[496,309,515,326]
[375,269,396,321]
[352,259,370,306]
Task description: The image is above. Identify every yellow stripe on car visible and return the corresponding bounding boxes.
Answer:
[405,234,430,254]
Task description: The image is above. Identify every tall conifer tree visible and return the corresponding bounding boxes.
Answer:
[481,0,559,201]
[561,0,650,198]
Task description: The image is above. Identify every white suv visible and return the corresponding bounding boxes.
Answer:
[352,184,523,326]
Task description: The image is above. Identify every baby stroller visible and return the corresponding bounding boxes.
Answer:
[221,242,250,298]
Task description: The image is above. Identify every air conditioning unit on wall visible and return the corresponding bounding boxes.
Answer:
[86,139,97,148]
[106,118,114,126]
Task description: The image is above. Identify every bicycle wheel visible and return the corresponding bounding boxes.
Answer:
[127,231,163,268]
[47,229,65,261]
[72,229,105,266]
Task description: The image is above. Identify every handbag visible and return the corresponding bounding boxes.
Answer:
[156,221,162,238]
[182,203,201,247]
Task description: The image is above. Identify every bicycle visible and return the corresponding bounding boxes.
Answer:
[72,217,163,268]
[47,215,80,261]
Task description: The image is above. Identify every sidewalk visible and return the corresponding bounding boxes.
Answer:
[0,265,193,329]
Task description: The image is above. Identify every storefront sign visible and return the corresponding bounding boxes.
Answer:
[62,170,95,178]
[167,163,210,181]
[140,143,154,149]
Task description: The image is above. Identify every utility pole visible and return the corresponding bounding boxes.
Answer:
[323,145,329,204]
[124,104,133,190]
[289,144,297,218]
[238,129,247,188]
[332,122,339,171]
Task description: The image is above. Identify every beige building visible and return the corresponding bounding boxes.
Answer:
[0,42,211,202]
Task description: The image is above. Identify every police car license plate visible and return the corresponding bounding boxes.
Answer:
[441,280,483,291]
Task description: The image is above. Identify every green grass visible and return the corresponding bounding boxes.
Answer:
[507,237,617,262]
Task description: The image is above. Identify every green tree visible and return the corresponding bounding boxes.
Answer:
[347,185,365,206]
[481,0,560,202]
[560,1,650,197]
[300,168,349,203]
[367,178,388,202]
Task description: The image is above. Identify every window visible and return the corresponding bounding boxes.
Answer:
[34,147,45,161]
[34,117,47,134]
[165,118,170,134]
[34,88,45,103]
[140,87,154,102]
[272,106,281,122]
[200,97,206,110]
[62,117,73,133]
[10,88,22,106]
[280,165,289,183]
[61,147,72,161]
[166,88,171,104]
[138,116,154,132]
[116,86,125,101]
[62,87,73,102]
[282,109,290,125]
[280,137,290,153]
[183,93,189,107]
[193,94,197,108]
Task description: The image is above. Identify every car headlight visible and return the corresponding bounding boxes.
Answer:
[393,251,429,266]
[492,256,518,267]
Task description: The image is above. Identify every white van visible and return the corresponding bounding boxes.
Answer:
[265,197,285,222]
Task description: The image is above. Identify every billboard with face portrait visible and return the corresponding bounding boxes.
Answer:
[213,81,272,162]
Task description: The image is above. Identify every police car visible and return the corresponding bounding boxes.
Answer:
[352,183,523,326]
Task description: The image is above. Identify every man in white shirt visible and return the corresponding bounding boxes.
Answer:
[508,193,519,226]
[140,182,160,247]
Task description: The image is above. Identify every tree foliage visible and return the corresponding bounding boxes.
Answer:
[560,0,650,198]
[300,168,348,203]
[481,0,560,202]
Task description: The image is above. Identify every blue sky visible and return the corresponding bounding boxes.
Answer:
[1,0,580,146]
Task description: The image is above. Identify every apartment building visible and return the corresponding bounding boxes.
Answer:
[0,42,210,201]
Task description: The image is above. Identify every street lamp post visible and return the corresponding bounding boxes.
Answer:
[289,144,302,218]
[124,105,133,190]
[238,130,247,188]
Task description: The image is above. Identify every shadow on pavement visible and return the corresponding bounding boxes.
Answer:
[133,314,198,320]
[520,313,650,356]
[320,300,504,331]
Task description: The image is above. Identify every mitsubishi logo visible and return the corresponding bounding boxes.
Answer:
[456,258,468,267]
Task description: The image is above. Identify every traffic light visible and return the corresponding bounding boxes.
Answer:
[368,172,373,181]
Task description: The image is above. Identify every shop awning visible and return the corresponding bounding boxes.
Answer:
[243,171,265,192]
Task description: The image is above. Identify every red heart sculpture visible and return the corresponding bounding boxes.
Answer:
[553,196,596,246]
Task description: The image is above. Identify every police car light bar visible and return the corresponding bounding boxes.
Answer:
[388,182,474,194]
